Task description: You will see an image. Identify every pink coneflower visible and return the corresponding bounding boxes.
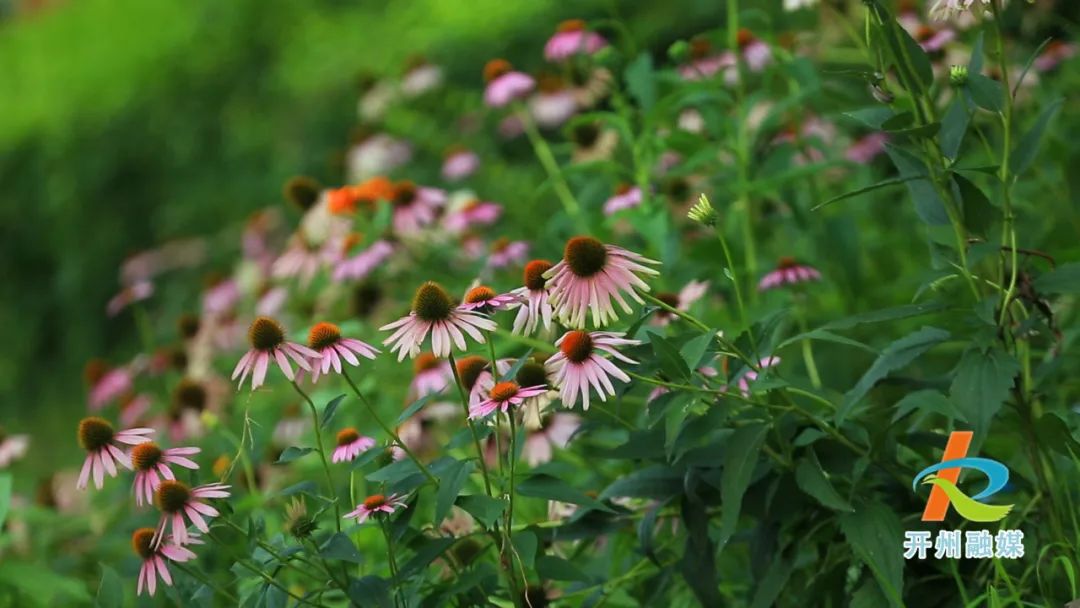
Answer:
[511,358,559,426]
[544,20,607,61]
[346,133,413,182]
[106,280,154,317]
[76,417,154,490]
[737,29,772,72]
[87,364,133,410]
[483,59,536,108]
[331,428,377,463]
[736,356,781,396]
[455,355,500,407]
[510,260,555,335]
[443,199,502,234]
[131,528,198,597]
[153,480,231,545]
[0,427,29,468]
[391,181,446,237]
[232,317,321,390]
[202,277,240,316]
[460,285,519,313]
[130,442,201,507]
[468,381,548,419]
[334,239,396,282]
[442,147,481,182]
[272,235,329,287]
[119,392,153,427]
[603,184,643,216]
[530,74,578,128]
[546,330,639,409]
[1035,40,1077,73]
[912,23,956,53]
[344,493,408,524]
[522,413,581,466]
[306,322,380,383]
[256,285,288,317]
[651,280,709,327]
[380,281,497,361]
[544,237,660,328]
[758,257,822,291]
[409,352,451,400]
[679,39,736,82]
[487,238,529,269]
[845,132,889,164]
[401,57,443,96]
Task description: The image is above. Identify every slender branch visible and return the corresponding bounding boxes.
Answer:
[290,380,341,530]
[447,352,494,496]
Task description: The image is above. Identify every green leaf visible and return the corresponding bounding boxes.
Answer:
[949,346,1020,441]
[777,328,877,354]
[275,446,314,464]
[498,348,534,382]
[823,301,946,330]
[510,531,538,569]
[516,474,613,512]
[625,53,657,111]
[1011,98,1063,175]
[367,458,422,483]
[348,576,393,608]
[679,333,714,370]
[953,173,995,238]
[1034,262,1080,294]
[750,553,794,608]
[320,533,363,564]
[0,472,11,531]
[968,31,986,73]
[886,121,940,139]
[455,495,507,530]
[884,145,949,225]
[94,564,123,608]
[837,326,950,424]
[648,332,692,381]
[637,502,662,565]
[795,459,854,512]
[396,393,437,425]
[435,458,473,525]
[274,481,317,498]
[965,73,1005,112]
[1036,412,1080,458]
[892,389,967,423]
[896,21,934,89]
[939,97,971,159]
[398,537,456,577]
[599,465,684,501]
[536,555,592,583]
[680,495,720,606]
[839,502,905,607]
[717,423,767,548]
[811,175,921,211]
[843,107,895,130]
[320,394,347,429]
[0,561,92,604]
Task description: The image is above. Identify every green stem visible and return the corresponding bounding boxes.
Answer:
[290,380,341,531]
[233,558,323,607]
[172,562,238,602]
[639,291,758,370]
[341,369,439,487]
[382,519,404,608]
[447,351,494,496]
[794,306,822,389]
[517,106,587,232]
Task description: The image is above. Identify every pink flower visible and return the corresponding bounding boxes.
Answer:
[522,413,581,466]
[334,239,396,282]
[529,88,578,128]
[510,260,555,335]
[344,493,408,524]
[758,257,822,291]
[391,182,446,237]
[76,417,154,490]
[544,237,660,328]
[460,285,520,313]
[736,356,781,396]
[603,185,643,216]
[331,428,377,463]
[380,282,497,361]
[442,148,481,181]
[546,330,640,409]
[846,132,889,164]
[911,24,956,52]
[483,59,536,108]
[650,280,709,327]
[408,353,452,400]
[232,317,321,390]
[401,60,443,96]
[119,393,153,427]
[256,286,289,317]
[544,20,607,61]
[469,381,549,419]
[1035,40,1077,73]
[346,134,412,181]
[131,528,198,597]
[202,278,240,316]
[153,480,231,546]
[272,236,330,287]
[106,280,154,317]
[443,199,502,233]
[0,429,29,468]
[678,39,737,82]
[305,322,380,383]
[739,30,773,71]
[89,366,133,410]
[487,238,529,269]
[130,442,201,507]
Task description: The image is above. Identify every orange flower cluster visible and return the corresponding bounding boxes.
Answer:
[327,176,397,214]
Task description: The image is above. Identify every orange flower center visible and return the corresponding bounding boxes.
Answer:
[327,186,359,215]
[77,417,115,452]
[363,494,388,509]
[736,28,755,49]
[336,428,360,446]
[560,331,594,364]
[83,359,108,385]
[456,356,488,391]
[564,236,607,278]
[249,316,285,351]
[413,352,441,373]
[464,286,497,305]
[557,19,586,33]
[489,381,521,402]
[523,259,553,291]
[131,442,163,471]
[131,528,157,559]
[484,59,512,83]
[308,322,342,350]
[615,183,633,195]
[412,281,453,322]
[155,480,191,514]
[689,38,713,60]
[777,256,799,269]
[392,181,417,206]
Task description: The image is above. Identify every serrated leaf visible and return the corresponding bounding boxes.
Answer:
[435,459,473,524]
[892,389,967,423]
[837,326,950,424]
[455,494,507,529]
[1011,98,1063,175]
[839,502,905,607]
[516,474,613,512]
[320,533,363,564]
[275,446,314,464]
[795,460,854,512]
[320,394,347,429]
[717,424,767,548]
[949,346,1019,441]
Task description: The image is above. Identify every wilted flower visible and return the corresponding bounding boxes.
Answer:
[569,123,618,164]
[346,132,412,182]
[76,417,154,490]
[306,322,380,383]
[153,480,231,545]
[545,237,660,328]
[380,281,497,360]
[544,19,607,61]
[106,281,154,317]
[331,428,377,463]
[284,497,318,539]
[131,528,198,597]
[758,257,822,291]
[130,442,201,507]
[344,493,408,524]
[929,0,990,22]
[529,74,578,128]
[232,317,321,390]
[483,59,536,108]
[546,330,640,409]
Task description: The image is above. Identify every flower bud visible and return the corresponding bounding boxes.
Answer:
[949,65,969,87]
[687,194,719,227]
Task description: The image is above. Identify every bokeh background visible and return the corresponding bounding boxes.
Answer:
[0,0,741,473]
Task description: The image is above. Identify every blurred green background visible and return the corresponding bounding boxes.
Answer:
[0,0,730,472]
